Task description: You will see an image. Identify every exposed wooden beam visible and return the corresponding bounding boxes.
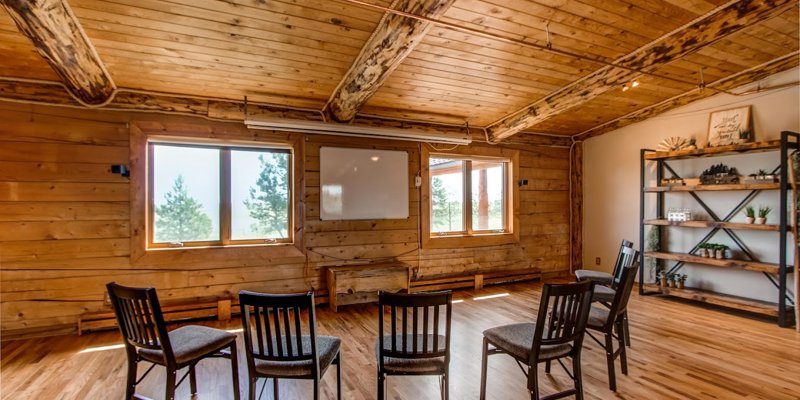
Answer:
[1,0,115,106]
[570,141,583,273]
[575,52,799,140]
[0,78,573,147]
[323,0,455,123]
[486,0,795,141]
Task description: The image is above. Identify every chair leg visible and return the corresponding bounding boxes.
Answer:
[273,378,279,400]
[165,368,177,400]
[624,312,632,348]
[313,377,319,400]
[443,369,449,400]
[604,332,617,392]
[527,364,540,400]
[336,352,342,400]
[572,354,584,400]
[544,360,551,373]
[617,320,628,376]
[124,353,137,400]
[229,343,241,400]
[248,377,257,400]
[189,363,198,395]
[377,373,385,400]
[480,338,489,400]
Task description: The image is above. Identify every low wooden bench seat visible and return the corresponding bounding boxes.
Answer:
[410,267,542,293]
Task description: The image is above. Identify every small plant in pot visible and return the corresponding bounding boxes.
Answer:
[697,243,709,257]
[714,244,728,259]
[744,206,755,224]
[659,269,668,288]
[757,206,771,224]
[667,273,677,288]
[677,274,687,289]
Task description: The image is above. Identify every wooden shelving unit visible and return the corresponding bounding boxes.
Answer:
[643,284,784,317]
[640,134,798,327]
[643,219,783,231]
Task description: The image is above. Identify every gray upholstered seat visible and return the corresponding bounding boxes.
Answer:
[376,334,447,373]
[138,325,236,366]
[483,323,572,361]
[587,306,610,329]
[254,336,341,377]
[592,285,616,303]
[575,269,613,285]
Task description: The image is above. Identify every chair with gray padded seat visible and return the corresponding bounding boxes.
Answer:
[238,290,341,400]
[585,263,638,392]
[106,282,240,400]
[575,239,634,285]
[480,280,595,400]
[376,290,452,400]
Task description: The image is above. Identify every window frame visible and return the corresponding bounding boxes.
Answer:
[146,139,294,250]
[421,146,519,249]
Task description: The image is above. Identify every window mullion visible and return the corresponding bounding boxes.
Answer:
[465,160,472,235]
[221,149,232,246]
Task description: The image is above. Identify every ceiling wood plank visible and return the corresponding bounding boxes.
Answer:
[486,0,796,141]
[323,0,455,123]
[575,51,799,140]
[1,0,115,106]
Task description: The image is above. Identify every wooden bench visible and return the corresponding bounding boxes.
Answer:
[410,268,542,293]
[327,262,410,312]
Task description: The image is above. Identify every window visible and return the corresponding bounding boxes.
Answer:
[429,156,509,235]
[148,141,292,248]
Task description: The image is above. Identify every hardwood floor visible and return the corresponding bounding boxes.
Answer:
[2,280,798,400]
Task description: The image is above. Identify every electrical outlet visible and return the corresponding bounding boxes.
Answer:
[595,257,601,266]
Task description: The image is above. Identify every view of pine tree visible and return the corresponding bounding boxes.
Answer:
[431,176,462,231]
[244,153,290,238]
[154,175,213,242]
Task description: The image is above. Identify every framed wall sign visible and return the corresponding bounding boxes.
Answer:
[707,105,751,147]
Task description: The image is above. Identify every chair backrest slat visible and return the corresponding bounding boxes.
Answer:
[106,282,173,363]
[378,291,452,361]
[610,240,635,285]
[612,246,639,289]
[531,280,594,362]
[603,264,640,329]
[239,290,318,365]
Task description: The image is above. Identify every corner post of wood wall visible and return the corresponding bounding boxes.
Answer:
[570,140,584,274]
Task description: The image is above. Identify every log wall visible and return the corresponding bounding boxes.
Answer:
[0,102,570,338]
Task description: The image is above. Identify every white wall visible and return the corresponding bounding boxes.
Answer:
[583,68,800,302]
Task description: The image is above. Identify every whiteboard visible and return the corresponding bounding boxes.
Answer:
[320,147,409,220]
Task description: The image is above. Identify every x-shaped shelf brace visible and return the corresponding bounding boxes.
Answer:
[660,162,795,306]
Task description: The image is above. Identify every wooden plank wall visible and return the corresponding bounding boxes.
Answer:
[0,102,570,338]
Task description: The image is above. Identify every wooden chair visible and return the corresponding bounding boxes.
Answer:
[575,239,634,284]
[480,280,595,400]
[585,264,639,392]
[238,290,341,400]
[376,290,452,400]
[106,282,240,400]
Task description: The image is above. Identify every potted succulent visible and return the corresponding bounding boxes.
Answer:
[697,243,709,258]
[757,206,771,224]
[659,269,668,288]
[715,244,728,259]
[677,274,687,289]
[744,206,755,224]
[667,273,677,288]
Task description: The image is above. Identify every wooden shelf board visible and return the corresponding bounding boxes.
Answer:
[643,283,784,316]
[645,251,781,273]
[645,140,781,160]
[644,183,780,192]
[643,219,783,231]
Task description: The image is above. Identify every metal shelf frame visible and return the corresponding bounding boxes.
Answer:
[639,131,799,327]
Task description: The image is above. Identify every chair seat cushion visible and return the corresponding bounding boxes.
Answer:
[376,334,447,374]
[138,325,236,366]
[592,285,616,303]
[253,335,341,378]
[575,269,613,285]
[587,306,611,329]
[483,323,572,362]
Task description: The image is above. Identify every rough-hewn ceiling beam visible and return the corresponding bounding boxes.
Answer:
[575,52,799,141]
[1,0,115,106]
[486,0,795,142]
[323,0,454,123]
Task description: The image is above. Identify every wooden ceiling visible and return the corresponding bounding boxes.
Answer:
[0,0,797,140]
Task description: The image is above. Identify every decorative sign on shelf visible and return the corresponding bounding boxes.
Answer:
[707,105,752,147]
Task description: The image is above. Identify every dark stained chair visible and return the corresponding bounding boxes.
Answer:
[238,290,341,400]
[480,280,595,400]
[585,264,639,392]
[575,239,634,285]
[106,282,240,400]
[376,290,452,400]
